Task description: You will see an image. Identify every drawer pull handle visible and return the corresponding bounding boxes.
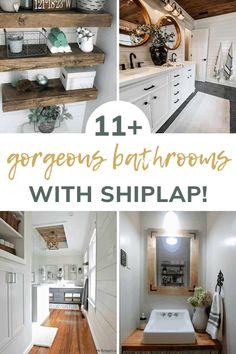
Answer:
[144,101,149,105]
[174,99,180,104]
[174,74,180,78]
[188,69,192,72]
[144,85,155,91]
[174,91,180,96]
[174,83,180,87]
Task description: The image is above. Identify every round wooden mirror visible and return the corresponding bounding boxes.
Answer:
[157,15,181,50]
[119,0,151,47]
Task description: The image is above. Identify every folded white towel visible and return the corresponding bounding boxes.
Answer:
[224,43,233,80]
[47,41,72,54]
[214,43,224,81]
[206,292,223,340]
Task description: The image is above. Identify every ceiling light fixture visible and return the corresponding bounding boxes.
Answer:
[163,211,180,235]
[162,0,185,20]
[166,237,178,246]
[46,231,59,250]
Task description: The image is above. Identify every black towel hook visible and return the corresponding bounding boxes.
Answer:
[215,270,224,294]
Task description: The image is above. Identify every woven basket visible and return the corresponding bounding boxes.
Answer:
[76,0,106,12]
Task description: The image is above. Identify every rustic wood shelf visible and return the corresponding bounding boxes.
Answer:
[0,44,105,72]
[0,10,112,28]
[122,330,222,352]
[2,79,98,112]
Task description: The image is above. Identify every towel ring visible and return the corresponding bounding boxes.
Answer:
[215,270,224,294]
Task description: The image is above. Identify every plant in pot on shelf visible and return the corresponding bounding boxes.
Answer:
[77,27,95,53]
[131,25,175,66]
[188,287,213,333]
[28,105,73,133]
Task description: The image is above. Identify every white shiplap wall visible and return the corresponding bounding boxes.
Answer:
[0,27,98,133]
[120,0,194,68]
[86,212,117,352]
[194,12,236,87]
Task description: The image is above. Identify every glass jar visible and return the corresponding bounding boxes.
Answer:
[20,0,32,9]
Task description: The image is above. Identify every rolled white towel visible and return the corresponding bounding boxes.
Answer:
[47,41,59,54]
[64,45,72,53]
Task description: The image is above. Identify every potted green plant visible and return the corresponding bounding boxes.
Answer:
[188,287,212,333]
[131,24,175,66]
[28,105,72,133]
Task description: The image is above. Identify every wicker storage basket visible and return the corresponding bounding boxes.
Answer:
[0,211,20,231]
[76,0,106,12]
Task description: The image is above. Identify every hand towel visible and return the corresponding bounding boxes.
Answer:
[224,43,233,80]
[206,292,223,340]
[214,43,224,81]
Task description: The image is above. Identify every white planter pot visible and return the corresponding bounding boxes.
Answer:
[0,0,20,12]
[192,307,208,333]
[78,37,94,53]
[9,37,23,54]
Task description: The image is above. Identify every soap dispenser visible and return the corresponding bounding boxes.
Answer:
[139,312,147,330]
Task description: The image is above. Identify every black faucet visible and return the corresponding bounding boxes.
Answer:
[129,52,137,69]
[171,53,177,62]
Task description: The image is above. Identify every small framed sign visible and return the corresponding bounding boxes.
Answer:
[33,0,72,11]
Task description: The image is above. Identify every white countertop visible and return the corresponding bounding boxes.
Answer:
[120,61,195,88]
[33,283,83,289]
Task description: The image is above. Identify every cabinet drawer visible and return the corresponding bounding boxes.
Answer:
[170,70,182,82]
[120,75,168,102]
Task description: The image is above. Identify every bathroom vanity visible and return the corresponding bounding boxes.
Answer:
[49,285,83,305]
[120,63,196,132]
[122,330,222,353]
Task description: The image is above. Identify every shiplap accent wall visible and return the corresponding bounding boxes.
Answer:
[86,212,117,352]
[120,0,194,68]
[194,12,236,87]
[0,27,98,133]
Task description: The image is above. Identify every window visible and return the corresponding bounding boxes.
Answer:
[88,228,96,307]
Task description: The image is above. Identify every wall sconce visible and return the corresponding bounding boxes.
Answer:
[162,0,185,20]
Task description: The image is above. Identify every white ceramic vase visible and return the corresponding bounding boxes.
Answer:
[192,307,208,333]
[79,37,94,53]
[0,0,21,12]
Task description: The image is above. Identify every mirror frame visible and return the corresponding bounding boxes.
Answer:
[119,0,151,47]
[157,15,181,50]
[147,228,199,295]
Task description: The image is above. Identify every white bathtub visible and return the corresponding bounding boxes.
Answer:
[143,309,196,344]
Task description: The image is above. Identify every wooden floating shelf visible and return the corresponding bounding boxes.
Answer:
[0,10,112,28]
[2,79,98,112]
[0,44,105,72]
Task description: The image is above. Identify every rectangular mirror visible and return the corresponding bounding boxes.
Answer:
[148,229,199,295]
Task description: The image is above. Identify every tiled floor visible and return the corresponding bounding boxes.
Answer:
[158,81,236,133]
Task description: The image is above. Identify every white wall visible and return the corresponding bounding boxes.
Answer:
[120,212,141,343]
[120,0,194,68]
[32,229,46,284]
[140,212,207,316]
[206,212,236,354]
[83,0,117,130]
[86,212,117,352]
[194,12,236,87]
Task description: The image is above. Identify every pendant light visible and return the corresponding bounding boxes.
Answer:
[164,0,173,12]
[172,3,180,17]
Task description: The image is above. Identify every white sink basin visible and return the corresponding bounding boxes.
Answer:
[143,309,196,344]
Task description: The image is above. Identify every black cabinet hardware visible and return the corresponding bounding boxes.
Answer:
[144,85,155,91]
[174,91,180,96]
[174,99,180,104]
[174,74,180,78]
[144,101,149,105]
[174,83,180,87]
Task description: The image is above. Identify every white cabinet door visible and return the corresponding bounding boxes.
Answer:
[0,269,11,351]
[10,271,25,338]
[150,85,169,131]
[132,95,152,129]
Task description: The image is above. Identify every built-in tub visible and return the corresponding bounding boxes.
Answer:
[143,309,196,344]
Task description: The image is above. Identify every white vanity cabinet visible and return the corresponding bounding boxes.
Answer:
[120,63,196,132]
[0,266,25,352]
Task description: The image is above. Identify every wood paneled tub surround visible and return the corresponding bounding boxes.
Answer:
[122,330,222,354]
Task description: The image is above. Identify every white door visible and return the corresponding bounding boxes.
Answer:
[132,95,152,129]
[10,271,25,338]
[0,269,11,351]
[191,29,209,82]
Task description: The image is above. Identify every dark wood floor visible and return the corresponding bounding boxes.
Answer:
[158,81,236,133]
[30,310,97,354]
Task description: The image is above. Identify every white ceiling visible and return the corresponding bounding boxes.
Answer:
[32,212,92,256]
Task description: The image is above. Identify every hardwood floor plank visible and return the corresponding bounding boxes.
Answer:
[30,310,97,354]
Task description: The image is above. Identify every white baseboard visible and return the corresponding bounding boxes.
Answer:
[23,342,33,354]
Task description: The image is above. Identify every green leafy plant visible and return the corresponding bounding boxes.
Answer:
[28,105,73,124]
[187,287,212,308]
[131,24,175,47]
